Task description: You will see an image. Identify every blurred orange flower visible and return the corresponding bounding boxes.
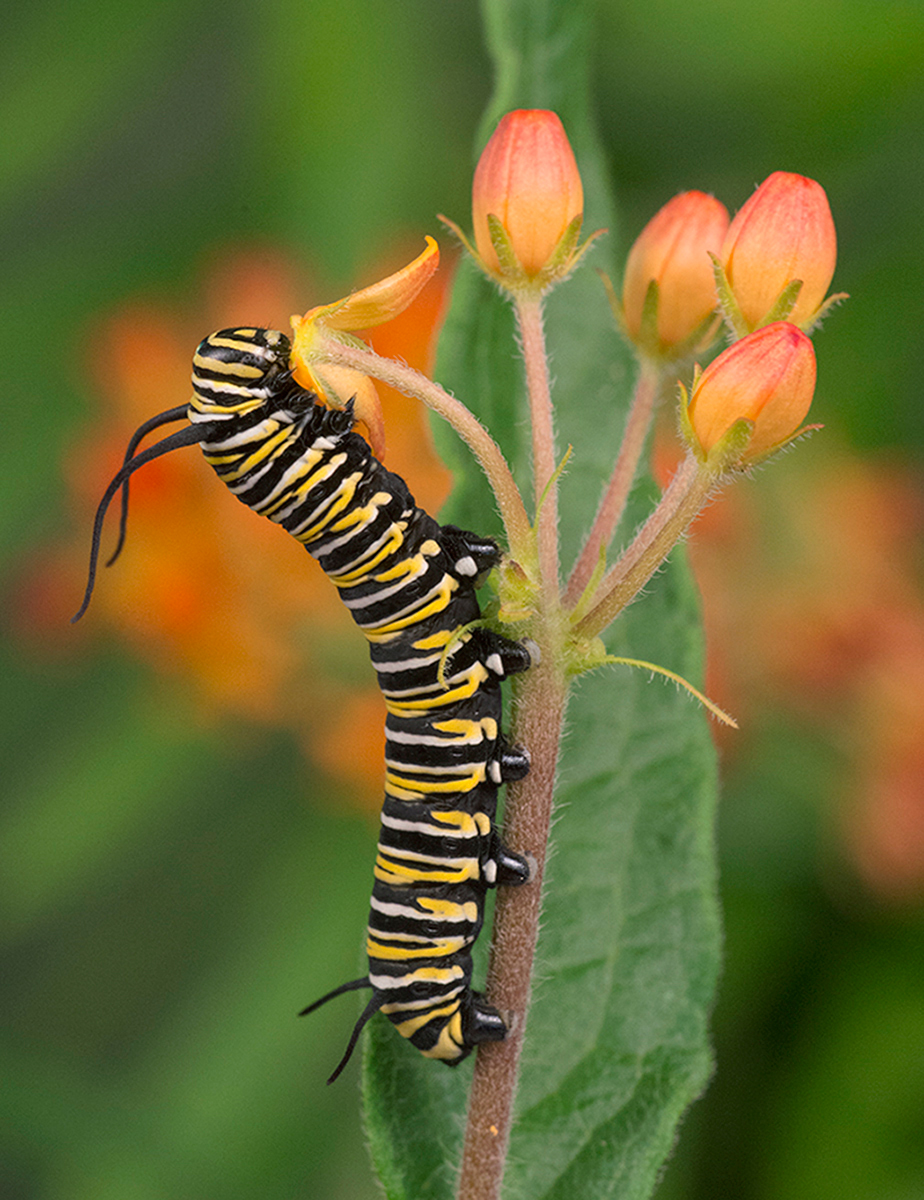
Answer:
[684,448,924,902]
[25,244,451,810]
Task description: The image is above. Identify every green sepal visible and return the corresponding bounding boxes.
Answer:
[638,278,661,351]
[629,275,723,367]
[538,218,607,287]
[680,370,763,476]
[705,417,756,473]
[677,377,700,458]
[598,268,627,334]
[737,421,825,469]
[437,212,481,264]
[542,211,584,275]
[488,215,607,296]
[801,290,850,334]
[756,278,803,327]
[711,253,748,338]
[486,211,525,277]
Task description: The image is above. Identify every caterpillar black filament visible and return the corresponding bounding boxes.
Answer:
[75,327,533,1082]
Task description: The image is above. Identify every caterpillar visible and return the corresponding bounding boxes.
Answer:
[75,326,533,1083]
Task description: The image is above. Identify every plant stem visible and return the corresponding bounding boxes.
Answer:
[575,453,716,639]
[455,291,568,1200]
[514,294,559,600]
[457,631,569,1200]
[564,360,661,607]
[313,340,533,560]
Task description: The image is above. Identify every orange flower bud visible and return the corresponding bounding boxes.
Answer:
[721,172,837,329]
[622,191,729,349]
[472,109,583,278]
[687,321,817,462]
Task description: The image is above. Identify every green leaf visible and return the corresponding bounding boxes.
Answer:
[361,0,721,1198]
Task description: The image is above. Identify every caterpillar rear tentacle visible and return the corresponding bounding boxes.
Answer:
[77,326,533,1081]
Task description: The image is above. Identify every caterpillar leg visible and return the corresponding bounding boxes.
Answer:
[440,525,502,580]
[478,630,535,680]
[484,844,528,892]
[486,836,531,887]
[459,995,508,1051]
[407,992,511,1068]
[489,737,530,784]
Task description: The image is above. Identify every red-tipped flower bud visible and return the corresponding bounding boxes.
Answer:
[721,171,837,329]
[472,109,584,279]
[622,191,729,350]
[687,321,817,463]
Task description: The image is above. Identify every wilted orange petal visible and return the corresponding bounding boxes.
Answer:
[307,237,439,333]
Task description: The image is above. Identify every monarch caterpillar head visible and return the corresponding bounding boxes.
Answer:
[191,327,295,415]
[73,329,296,623]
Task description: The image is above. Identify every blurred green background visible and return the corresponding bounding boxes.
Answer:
[2,1,923,1198]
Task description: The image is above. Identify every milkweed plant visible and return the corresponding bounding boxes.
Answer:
[296,108,844,1200]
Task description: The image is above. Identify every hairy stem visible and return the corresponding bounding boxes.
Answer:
[457,627,569,1200]
[313,340,533,560]
[456,291,567,1200]
[564,360,661,606]
[575,453,716,638]
[514,294,560,599]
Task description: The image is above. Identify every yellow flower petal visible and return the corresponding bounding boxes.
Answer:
[311,237,440,333]
[348,376,387,460]
[290,313,320,386]
[288,242,438,458]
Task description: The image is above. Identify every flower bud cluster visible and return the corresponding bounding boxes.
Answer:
[619,171,839,469]
[444,107,843,497]
[622,171,838,358]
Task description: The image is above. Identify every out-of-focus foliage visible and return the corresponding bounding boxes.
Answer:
[1,1,922,1198]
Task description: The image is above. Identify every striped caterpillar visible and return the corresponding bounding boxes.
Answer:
[76,326,533,1082]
